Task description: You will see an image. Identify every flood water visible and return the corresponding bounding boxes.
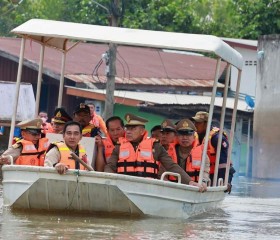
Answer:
[0,176,280,240]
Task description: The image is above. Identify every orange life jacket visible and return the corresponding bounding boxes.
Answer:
[102,136,115,162]
[16,138,49,166]
[42,122,53,135]
[117,131,159,178]
[166,143,177,162]
[51,142,87,170]
[168,144,203,182]
[82,124,96,137]
[205,127,228,174]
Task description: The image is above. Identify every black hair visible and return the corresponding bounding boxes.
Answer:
[87,102,95,107]
[106,116,124,129]
[150,125,161,134]
[63,121,82,134]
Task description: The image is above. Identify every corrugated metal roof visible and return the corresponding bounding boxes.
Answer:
[65,74,224,88]
[0,37,226,88]
[66,86,249,112]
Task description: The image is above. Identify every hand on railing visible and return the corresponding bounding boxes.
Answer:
[0,155,12,165]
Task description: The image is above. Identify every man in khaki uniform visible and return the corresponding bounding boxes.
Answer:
[51,107,72,134]
[0,118,48,165]
[174,119,210,183]
[104,113,206,192]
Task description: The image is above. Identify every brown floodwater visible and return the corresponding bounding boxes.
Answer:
[0,176,280,240]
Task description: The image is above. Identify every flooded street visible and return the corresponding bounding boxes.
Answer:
[0,176,280,240]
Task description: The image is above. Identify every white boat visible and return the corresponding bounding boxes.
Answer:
[3,165,226,218]
[1,19,243,219]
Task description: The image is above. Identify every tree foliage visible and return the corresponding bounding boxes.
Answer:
[0,0,279,39]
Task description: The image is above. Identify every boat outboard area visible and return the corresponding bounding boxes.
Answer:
[1,19,243,219]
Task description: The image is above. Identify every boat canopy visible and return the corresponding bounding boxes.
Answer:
[11,19,243,70]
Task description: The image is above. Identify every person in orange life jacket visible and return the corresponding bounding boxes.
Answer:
[38,111,53,136]
[157,119,178,179]
[191,111,235,192]
[0,118,48,166]
[150,125,162,140]
[95,116,125,171]
[104,113,206,192]
[88,103,107,136]
[171,119,210,185]
[51,107,73,134]
[73,103,100,137]
[44,121,90,174]
[160,119,177,152]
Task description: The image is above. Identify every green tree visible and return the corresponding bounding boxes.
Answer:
[233,0,280,39]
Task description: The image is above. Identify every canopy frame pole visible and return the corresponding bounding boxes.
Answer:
[35,44,45,116]
[198,57,221,185]
[8,38,26,147]
[57,40,68,107]
[213,63,231,186]
[225,69,242,185]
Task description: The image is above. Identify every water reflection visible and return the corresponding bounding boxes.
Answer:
[0,177,280,240]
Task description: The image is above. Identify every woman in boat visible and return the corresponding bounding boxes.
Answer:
[0,118,49,166]
[104,113,207,192]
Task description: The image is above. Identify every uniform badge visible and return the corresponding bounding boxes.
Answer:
[126,115,130,123]
[182,121,189,129]
[56,111,62,117]
[36,121,41,128]
[162,121,167,128]
[222,141,228,148]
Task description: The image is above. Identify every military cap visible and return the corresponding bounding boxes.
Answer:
[150,125,161,133]
[53,108,72,124]
[124,113,148,126]
[191,111,209,122]
[17,118,43,134]
[176,119,196,134]
[161,119,176,132]
[73,103,90,114]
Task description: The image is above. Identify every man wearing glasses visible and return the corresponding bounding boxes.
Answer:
[104,113,206,191]
[0,118,48,166]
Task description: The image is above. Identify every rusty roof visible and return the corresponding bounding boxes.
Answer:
[0,37,226,88]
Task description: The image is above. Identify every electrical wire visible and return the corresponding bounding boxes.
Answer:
[116,49,131,104]
[157,49,179,104]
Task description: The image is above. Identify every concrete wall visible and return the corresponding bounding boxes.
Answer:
[231,47,257,97]
[253,35,280,179]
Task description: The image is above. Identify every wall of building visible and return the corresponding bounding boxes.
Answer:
[230,47,257,97]
[253,35,280,179]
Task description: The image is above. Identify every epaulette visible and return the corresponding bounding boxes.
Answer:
[12,143,21,149]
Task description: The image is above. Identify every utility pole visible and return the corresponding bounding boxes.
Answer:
[103,0,119,120]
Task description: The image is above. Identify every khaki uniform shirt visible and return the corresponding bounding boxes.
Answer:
[104,141,192,184]
[159,144,210,182]
[1,144,22,163]
[44,147,61,167]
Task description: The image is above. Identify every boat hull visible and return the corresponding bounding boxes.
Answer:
[2,166,226,219]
